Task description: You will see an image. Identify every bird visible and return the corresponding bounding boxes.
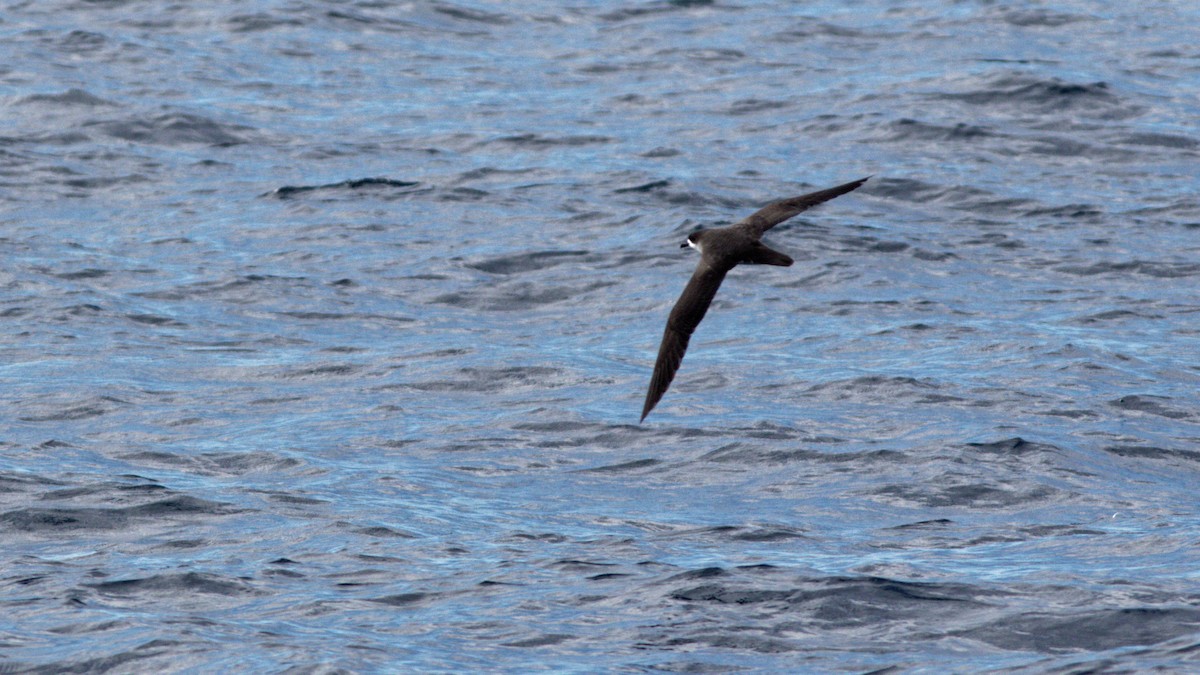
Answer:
[640,176,869,422]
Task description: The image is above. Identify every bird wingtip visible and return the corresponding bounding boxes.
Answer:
[640,400,656,422]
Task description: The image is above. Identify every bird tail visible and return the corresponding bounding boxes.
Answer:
[744,243,793,266]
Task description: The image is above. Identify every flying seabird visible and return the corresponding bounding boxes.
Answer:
[640,176,869,422]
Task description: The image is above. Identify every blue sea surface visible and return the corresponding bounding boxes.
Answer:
[3,1,1200,671]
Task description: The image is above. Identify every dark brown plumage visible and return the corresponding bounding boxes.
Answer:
[640,177,869,422]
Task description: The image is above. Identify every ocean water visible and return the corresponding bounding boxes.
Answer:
[3,0,1200,671]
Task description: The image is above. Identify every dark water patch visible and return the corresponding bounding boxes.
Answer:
[86,113,252,146]
[836,235,909,253]
[511,421,598,433]
[62,174,151,189]
[1076,309,1163,324]
[42,481,169,500]
[267,493,327,506]
[406,366,564,393]
[667,583,796,605]
[589,572,633,581]
[134,273,313,301]
[227,12,307,32]
[355,526,417,538]
[716,422,808,442]
[874,478,1058,509]
[671,575,983,611]
[56,30,109,54]
[512,424,668,451]
[18,648,175,674]
[996,9,1091,27]
[507,532,568,544]
[1055,260,1200,278]
[700,443,818,465]
[966,437,1061,456]
[1038,408,1099,419]
[433,3,511,25]
[1116,132,1199,150]
[17,88,116,107]
[667,567,729,582]
[886,518,954,531]
[264,177,421,198]
[65,304,104,316]
[1020,524,1105,538]
[600,0,717,22]
[884,118,995,142]
[503,633,575,648]
[1,130,91,146]
[439,186,490,201]
[774,22,879,40]
[929,523,1107,550]
[1022,134,1115,159]
[726,526,808,542]
[1022,203,1103,219]
[53,265,108,278]
[467,250,592,275]
[640,147,680,158]
[2,496,230,532]
[276,311,414,323]
[1044,635,1200,674]
[273,364,361,379]
[642,573,1012,657]
[119,450,303,476]
[646,189,755,213]
[1110,394,1190,419]
[0,472,66,494]
[454,166,536,183]
[123,496,234,517]
[126,313,186,327]
[614,179,671,194]
[581,458,662,473]
[430,279,615,311]
[703,444,904,467]
[727,99,791,115]
[457,461,535,475]
[931,73,1138,119]
[276,311,352,320]
[553,559,620,573]
[659,48,746,63]
[19,396,127,422]
[804,376,939,402]
[2,507,130,531]
[89,571,257,597]
[863,177,968,206]
[487,133,612,149]
[1106,445,1200,463]
[958,607,1200,653]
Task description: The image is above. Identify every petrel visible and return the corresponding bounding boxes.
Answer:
[640,177,869,422]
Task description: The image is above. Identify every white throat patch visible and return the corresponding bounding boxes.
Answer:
[687,238,701,253]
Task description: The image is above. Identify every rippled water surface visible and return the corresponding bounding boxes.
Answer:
[3,1,1200,671]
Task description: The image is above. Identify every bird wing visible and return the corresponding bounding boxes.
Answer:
[641,261,729,422]
[734,176,869,238]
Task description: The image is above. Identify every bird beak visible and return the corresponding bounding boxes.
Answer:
[680,241,689,248]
